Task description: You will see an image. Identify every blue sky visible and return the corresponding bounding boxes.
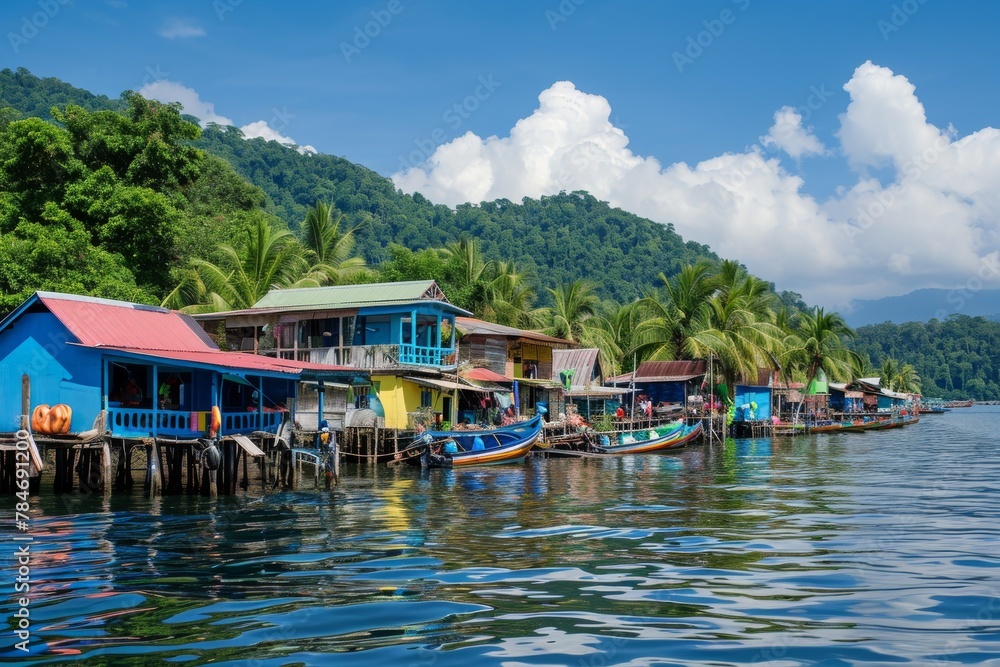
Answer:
[4,0,1000,309]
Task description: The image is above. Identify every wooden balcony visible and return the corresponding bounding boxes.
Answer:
[308,344,456,370]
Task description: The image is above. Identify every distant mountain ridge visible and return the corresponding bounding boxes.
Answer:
[845,288,1000,327]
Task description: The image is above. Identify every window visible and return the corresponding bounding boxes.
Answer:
[354,386,370,410]
[421,388,433,408]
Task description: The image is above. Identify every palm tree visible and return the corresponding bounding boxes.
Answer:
[162,216,305,313]
[299,201,371,285]
[683,293,784,398]
[630,261,718,361]
[481,260,540,329]
[881,357,921,393]
[789,307,857,386]
[848,352,876,382]
[895,363,922,394]
[543,279,601,344]
[442,237,491,286]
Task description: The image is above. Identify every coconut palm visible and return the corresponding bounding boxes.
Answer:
[684,292,784,397]
[298,201,371,285]
[543,279,601,344]
[881,357,921,393]
[482,260,540,329]
[630,261,719,360]
[786,307,857,386]
[162,215,305,313]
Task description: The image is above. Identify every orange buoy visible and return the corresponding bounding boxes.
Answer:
[31,404,50,432]
[210,405,222,436]
[31,403,72,434]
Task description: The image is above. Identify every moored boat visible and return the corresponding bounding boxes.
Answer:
[417,414,543,467]
[589,420,703,455]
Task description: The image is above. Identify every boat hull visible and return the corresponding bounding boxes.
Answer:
[597,421,703,455]
[422,414,543,467]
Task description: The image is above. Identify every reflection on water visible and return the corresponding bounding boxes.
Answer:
[3,407,1000,665]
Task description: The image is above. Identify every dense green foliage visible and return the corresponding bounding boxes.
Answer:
[0,67,126,121]
[0,90,269,311]
[1,68,721,307]
[852,316,1000,399]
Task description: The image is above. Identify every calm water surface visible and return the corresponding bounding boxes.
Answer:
[3,407,1000,666]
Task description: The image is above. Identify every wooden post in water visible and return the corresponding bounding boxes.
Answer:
[148,440,162,497]
[333,434,340,486]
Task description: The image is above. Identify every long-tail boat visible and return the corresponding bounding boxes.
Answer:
[416,414,543,467]
[545,420,703,456]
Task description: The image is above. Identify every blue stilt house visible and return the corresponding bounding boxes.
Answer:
[0,292,364,439]
[731,369,774,423]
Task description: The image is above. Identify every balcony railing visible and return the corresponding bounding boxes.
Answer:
[309,344,456,370]
[107,407,285,438]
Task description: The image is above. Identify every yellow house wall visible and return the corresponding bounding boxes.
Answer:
[373,374,449,430]
[512,343,554,379]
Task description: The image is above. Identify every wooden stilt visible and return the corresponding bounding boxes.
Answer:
[101,442,111,496]
[333,437,340,486]
[147,441,162,497]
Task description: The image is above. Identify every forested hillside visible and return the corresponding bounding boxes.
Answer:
[852,316,1000,400]
[0,88,270,311]
[1,68,717,305]
[198,125,717,304]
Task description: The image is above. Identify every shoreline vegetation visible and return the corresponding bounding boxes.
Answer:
[0,68,990,401]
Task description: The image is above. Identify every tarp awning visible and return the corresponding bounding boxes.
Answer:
[404,376,492,393]
[517,378,560,388]
[222,373,256,387]
[564,386,628,397]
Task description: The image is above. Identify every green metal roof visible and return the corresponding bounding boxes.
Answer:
[252,280,467,313]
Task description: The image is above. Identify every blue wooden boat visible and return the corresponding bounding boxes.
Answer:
[419,414,543,467]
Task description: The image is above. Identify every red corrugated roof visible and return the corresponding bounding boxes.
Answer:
[105,348,355,375]
[33,293,357,377]
[40,293,216,351]
[461,367,511,383]
[606,360,707,384]
[635,360,706,378]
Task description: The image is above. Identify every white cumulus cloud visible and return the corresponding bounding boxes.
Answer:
[138,80,315,155]
[761,106,825,159]
[139,80,233,126]
[392,65,1000,309]
[158,18,206,40]
[241,120,316,155]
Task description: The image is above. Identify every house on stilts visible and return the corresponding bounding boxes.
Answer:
[0,292,364,496]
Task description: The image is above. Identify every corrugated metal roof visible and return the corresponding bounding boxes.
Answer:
[39,292,217,351]
[191,280,472,320]
[461,367,511,383]
[605,360,707,385]
[254,280,447,309]
[635,360,706,378]
[552,348,601,389]
[455,317,572,345]
[104,347,359,377]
